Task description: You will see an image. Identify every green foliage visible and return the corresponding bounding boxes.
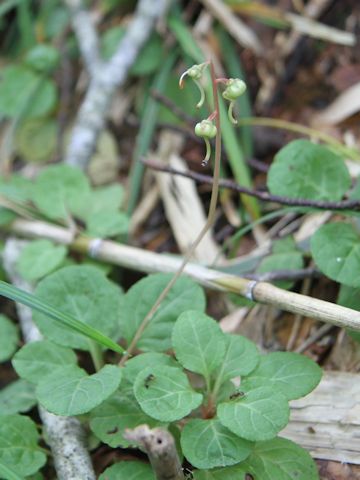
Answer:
[217,387,290,441]
[16,239,67,281]
[0,415,46,477]
[267,139,351,201]
[33,265,122,350]
[311,222,360,287]
[36,364,122,415]
[0,379,36,415]
[89,386,164,448]
[24,44,60,73]
[240,352,322,400]
[172,311,226,380]
[14,118,57,163]
[0,314,19,362]
[134,365,203,422]
[119,273,206,351]
[242,437,319,480]
[32,164,91,220]
[181,419,253,469]
[0,65,57,118]
[12,340,77,384]
[99,461,156,480]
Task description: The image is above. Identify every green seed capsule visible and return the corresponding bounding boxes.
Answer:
[222,78,247,101]
[194,120,217,139]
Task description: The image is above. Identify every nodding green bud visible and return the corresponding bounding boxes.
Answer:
[194,119,217,166]
[222,78,247,101]
[194,119,217,139]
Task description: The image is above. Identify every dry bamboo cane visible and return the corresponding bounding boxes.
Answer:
[7,218,360,331]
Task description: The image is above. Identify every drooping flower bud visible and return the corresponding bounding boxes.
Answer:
[179,63,209,108]
[222,78,247,101]
[194,119,217,166]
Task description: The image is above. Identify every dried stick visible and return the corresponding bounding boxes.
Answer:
[6,218,360,332]
[2,239,96,480]
[63,0,170,169]
[123,425,184,480]
[63,0,101,76]
[143,158,360,211]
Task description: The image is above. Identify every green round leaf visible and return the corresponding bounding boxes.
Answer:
[124,352,179,383]
[267,139,351,201]
[134,365,203,422]
[181,418,252,469]
[217,387,289,441]
[85,184,124,217]
[120,273,206,352]
[33,265,122,350]
[0,65,57,118]
[242,437,319,480]
[36,364,122,416]
[192,465,247,480]
[0,174,34,203]
[0,380,36,415]
[86,211,129,238]
[32,164,91,220]
[99,461,155,480]
[311,223,360,287]
[16,239,67,281]
[90,386,163,448]
[25,44,60,73]
[337,284,360,342]
[15,118,57,163]
[12,340,77,384]
[0,415,46,477]
[172,311,226,378]
[0,315,19,362]
[240,352,322,401]
[214,333,259,385]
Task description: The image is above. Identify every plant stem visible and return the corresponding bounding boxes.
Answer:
[119,61,222,366]
[88,340,104,371]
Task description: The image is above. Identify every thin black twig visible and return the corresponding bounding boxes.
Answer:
[143,158,360,211]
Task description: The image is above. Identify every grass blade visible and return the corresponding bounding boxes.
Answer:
[0,281,124,354]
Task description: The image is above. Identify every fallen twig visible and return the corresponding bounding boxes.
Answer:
[2,239,96,480]
[123,425,184,480]
[143,158,360,211]
[6,218,360,332]
[63,0,170,169]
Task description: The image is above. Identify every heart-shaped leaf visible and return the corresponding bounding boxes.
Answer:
[12,340,77,384]
[124,352,179,383]
[99,461,156,480]
[240,352,322,400]
[267,139,350,201]
[0,415,46,477]
[0,315,19,362]
[0,380,36,415]
[311,223,360,287]
[36,364,122,415]
[32,164,90,220]
[17,239,67,281]
[214,333,259,385]
[217,387,289,441]
[134,365,203,422]
[172,311,226,379]
[241,437,319,480]
[90,386,164,448]
[181,418,252,469]
[120,273,205,351]
[33,265,122,350]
